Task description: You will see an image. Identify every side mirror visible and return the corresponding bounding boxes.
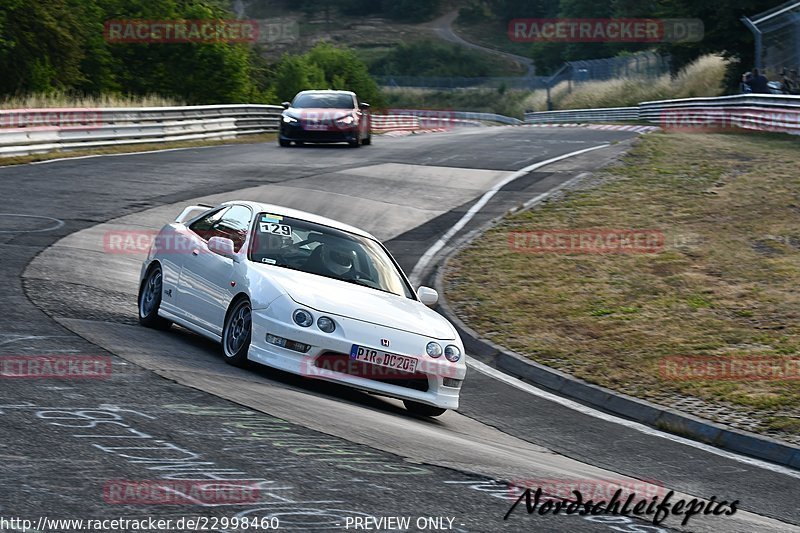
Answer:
[359,102,370,109]
[417,286,438,306]
[281,101,291,109]
[208,236,237,260]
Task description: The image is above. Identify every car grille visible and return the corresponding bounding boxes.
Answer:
[313,353,430,392]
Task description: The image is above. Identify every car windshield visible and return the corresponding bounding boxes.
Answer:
[249,213,414,299]
[292,93,354,109]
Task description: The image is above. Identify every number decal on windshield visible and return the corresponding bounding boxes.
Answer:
[259,222,292,236]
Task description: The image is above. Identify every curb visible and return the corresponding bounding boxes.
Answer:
[431,173,800,470]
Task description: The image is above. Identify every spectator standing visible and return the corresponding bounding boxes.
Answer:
[745,68,769,93]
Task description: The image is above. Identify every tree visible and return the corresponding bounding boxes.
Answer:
[303,42,382,104]
[273,55,326,101]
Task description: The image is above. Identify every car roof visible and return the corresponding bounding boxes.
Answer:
[295,89,356,96]
[221,201,375,240]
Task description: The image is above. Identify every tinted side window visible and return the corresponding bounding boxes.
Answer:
[215,205,252,252]
[189,208,227,239]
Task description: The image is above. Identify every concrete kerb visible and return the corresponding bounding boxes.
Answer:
[430,168,800,470]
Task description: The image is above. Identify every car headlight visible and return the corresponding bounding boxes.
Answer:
[317,316,335,333]
[336,115,356,126]
[444,345,461,362]
[282,115,298,123]
[293,309,313,327]
[426,342,442,358]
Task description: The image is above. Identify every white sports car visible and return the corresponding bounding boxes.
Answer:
[138,201,466,416]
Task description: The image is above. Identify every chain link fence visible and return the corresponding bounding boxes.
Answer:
[743,1,800,82]
[376,51,670,93]
[568,52,670,82]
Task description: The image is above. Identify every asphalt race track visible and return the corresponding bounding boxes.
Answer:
[2,126,799,533]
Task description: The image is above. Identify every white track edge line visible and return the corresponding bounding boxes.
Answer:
[467,356,800,479]
[408,143,609,285]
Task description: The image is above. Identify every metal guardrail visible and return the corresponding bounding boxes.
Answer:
[524,107,639,123]
[385,109,522,125]
[371,115,420,132]
[525,94,800,134]
[0,105,284,157]
[0,105,515,158]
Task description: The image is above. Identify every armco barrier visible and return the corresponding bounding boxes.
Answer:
[524,106,639,124]
[639,94,800,134]
[391,109,521,125]
[370,114,420,132]
[0,105,507,157]
[0,104,283,157]
[524,94,800,134]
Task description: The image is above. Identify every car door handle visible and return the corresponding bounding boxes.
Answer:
[192,249,199,256]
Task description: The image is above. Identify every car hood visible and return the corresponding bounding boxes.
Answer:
[287,107,354,119]
[252,265,455,340]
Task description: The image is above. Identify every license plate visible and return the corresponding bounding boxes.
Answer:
[350,344,417,373]
[303,121,328,131]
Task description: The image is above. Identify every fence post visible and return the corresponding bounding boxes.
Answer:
[742,16,763,71]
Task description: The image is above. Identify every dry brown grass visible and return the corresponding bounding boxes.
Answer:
[523,54,730,111]
[0,92,182,110]
[444,131,800,433]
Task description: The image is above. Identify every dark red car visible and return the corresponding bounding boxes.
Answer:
[278,90,372,147]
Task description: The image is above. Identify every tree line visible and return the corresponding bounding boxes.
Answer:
[0,0,381,105]
[0,0,767,103]
[461,0,767,85]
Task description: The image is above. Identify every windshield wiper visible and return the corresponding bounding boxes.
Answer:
[339,277,394,295]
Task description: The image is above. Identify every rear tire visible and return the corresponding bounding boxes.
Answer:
[403,400,447,417]
[138,265,172,330]
[222,298,252,367]
[278,138,290,147]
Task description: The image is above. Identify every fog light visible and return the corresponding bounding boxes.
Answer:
[266,333,286,348]
[317,316,336,333]
[443,377,463,388]
[266,333,310,353]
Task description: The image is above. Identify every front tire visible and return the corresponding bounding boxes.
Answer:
[403,400,447,417]
[362,134,372,146]
[138,265,172,330]
[222,298,252,367]
[278,138,290,147]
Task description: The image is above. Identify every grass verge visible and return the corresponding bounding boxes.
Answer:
[383,87,529,118]
[0,134,276,166]
[443,131,800,440]
[524,54,730,111]
[1,92,183,109]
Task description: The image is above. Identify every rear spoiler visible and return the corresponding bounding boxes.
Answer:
[175,203,216,224]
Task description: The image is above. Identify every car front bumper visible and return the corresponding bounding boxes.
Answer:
[248,303,466,410]
[279,123,359,143]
